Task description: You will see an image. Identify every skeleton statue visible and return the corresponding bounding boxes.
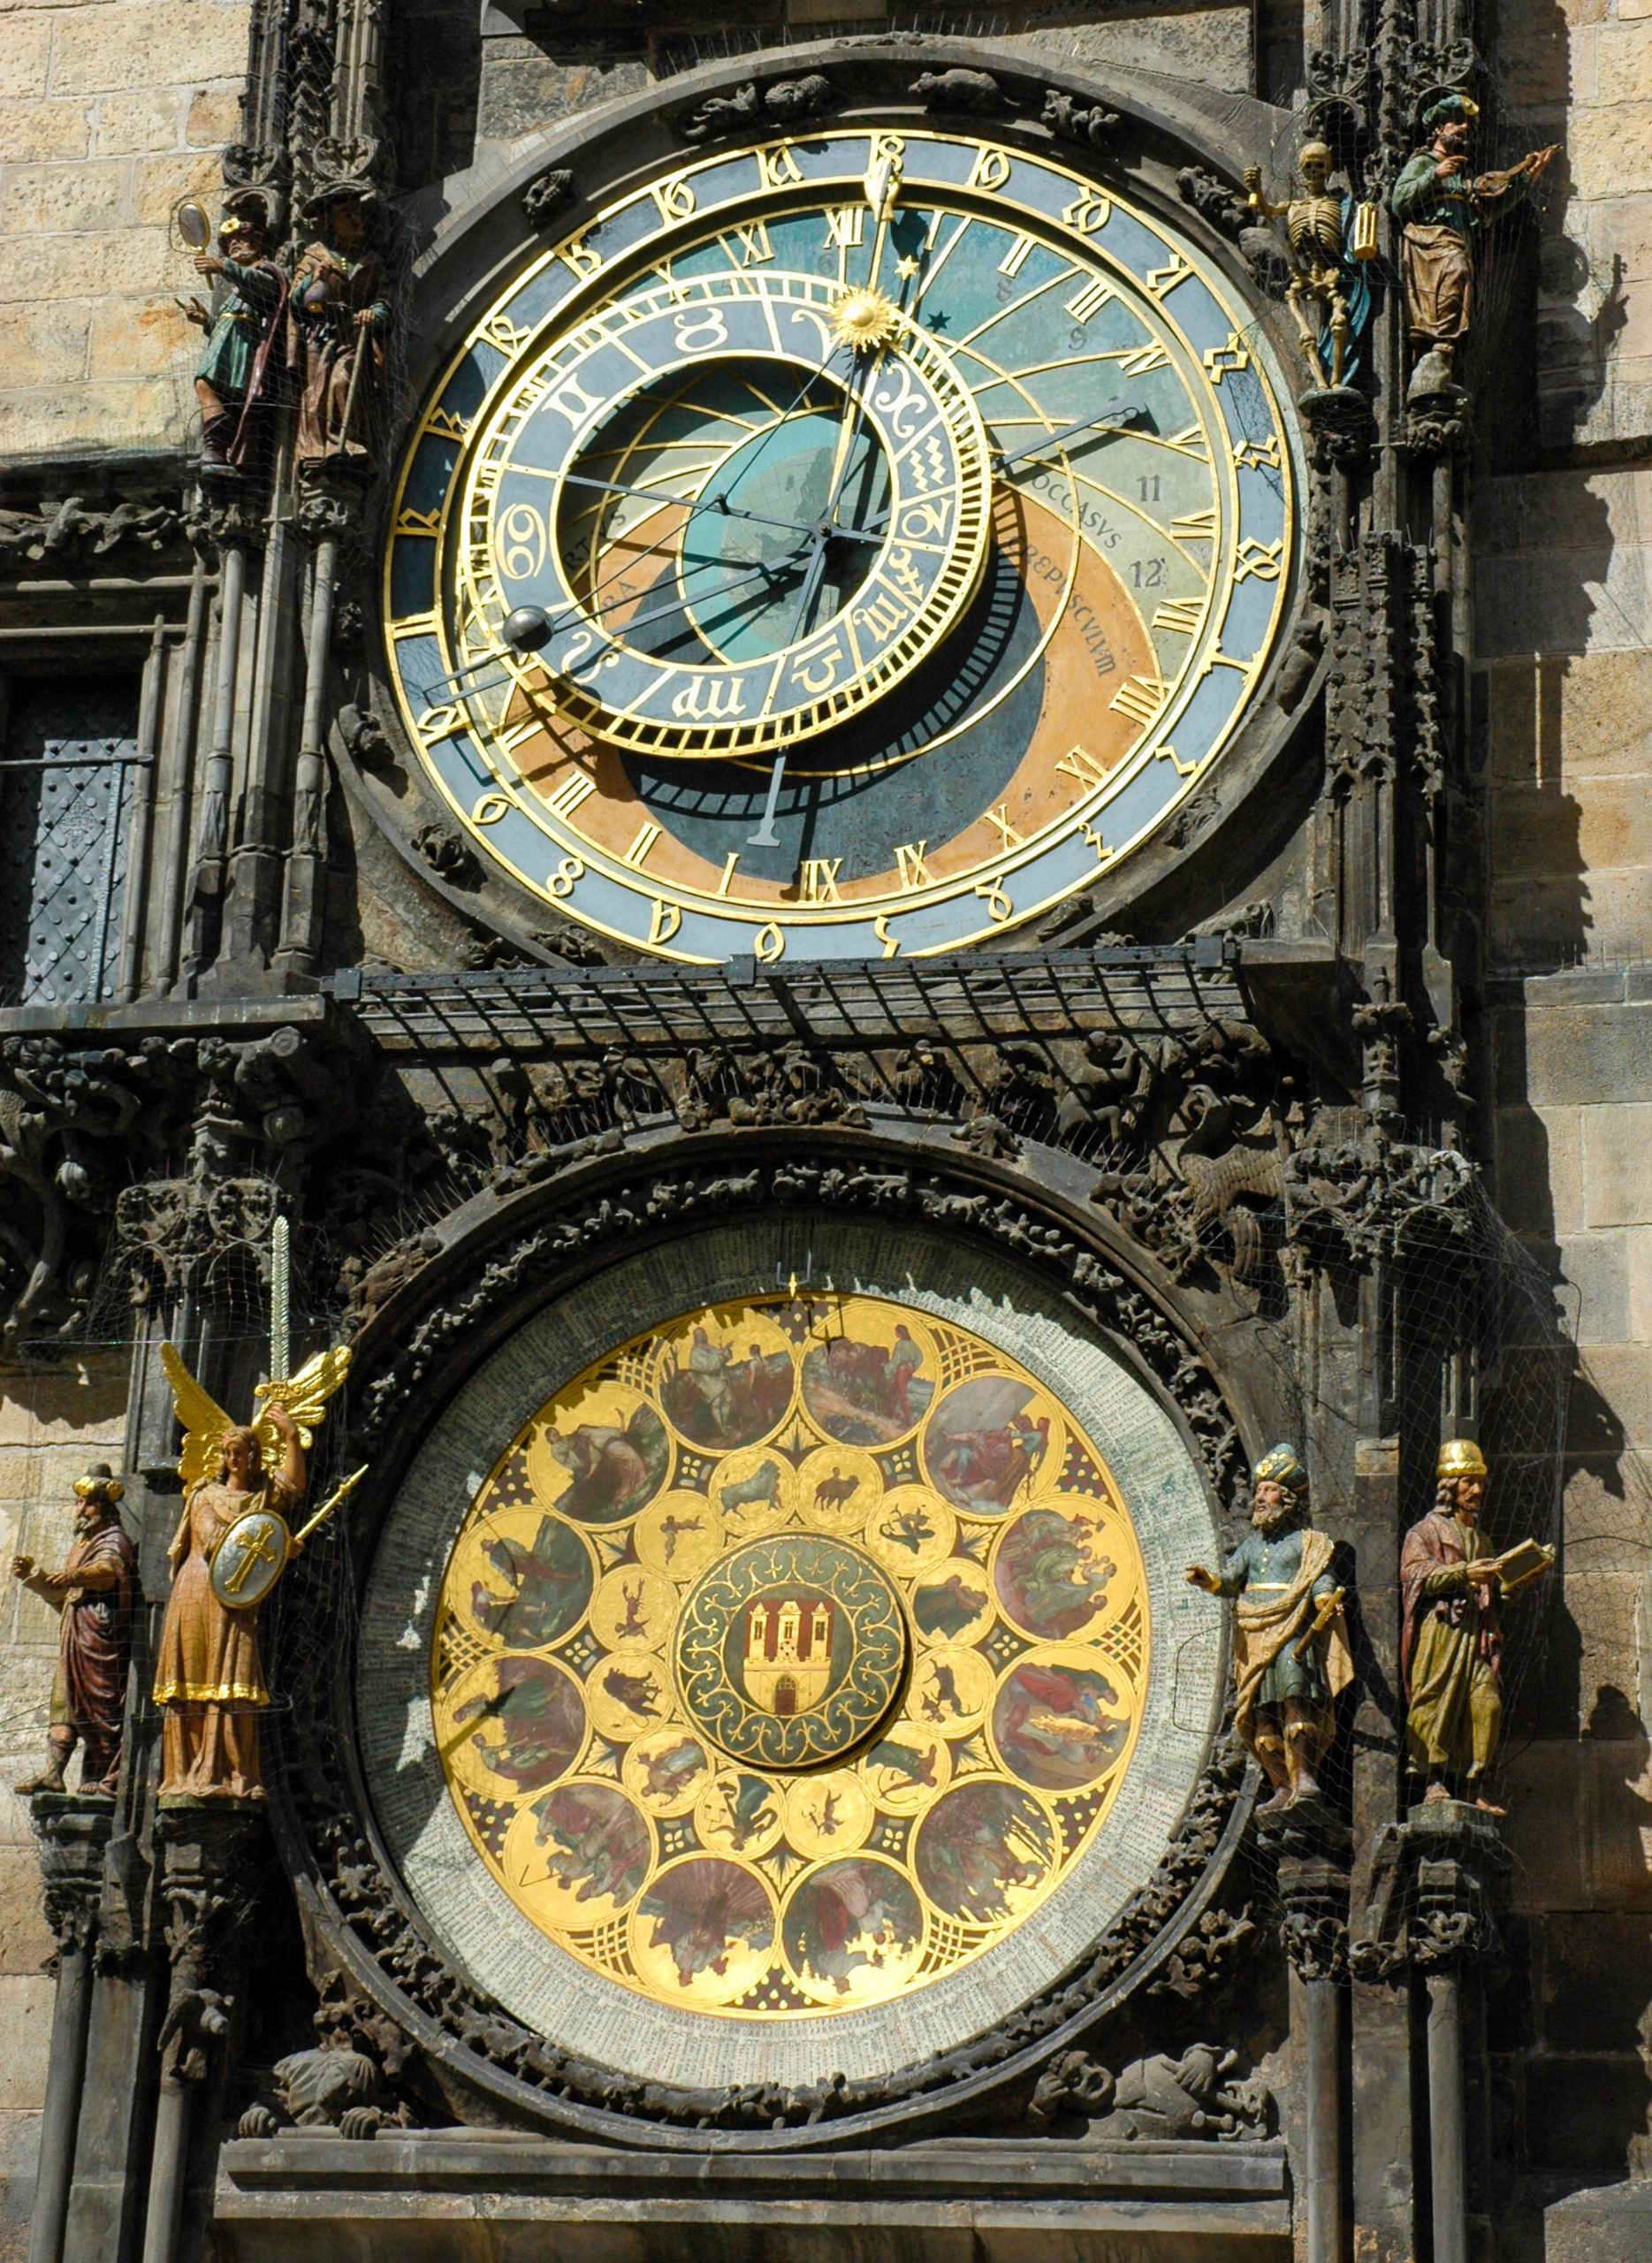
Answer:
[1244,141,1372,390]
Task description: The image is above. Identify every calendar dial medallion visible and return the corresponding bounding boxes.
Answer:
[386,127,1299,962]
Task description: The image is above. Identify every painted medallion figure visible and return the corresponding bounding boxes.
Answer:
[288,190,390,476]
[1401,1438,1551,1811]
[1390,96,1557,378]
[11,1464,136,1796]
[1187,1445,1351,1811]
[1244,140,1372,389]
[151,1344,349,1800]
[180,210,288,475]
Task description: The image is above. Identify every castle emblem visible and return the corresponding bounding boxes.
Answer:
[742,1595,836,1716]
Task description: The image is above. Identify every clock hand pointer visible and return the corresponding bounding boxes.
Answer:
[563,472,879,547]
[992,395,1154,475]
[428,546,813,703]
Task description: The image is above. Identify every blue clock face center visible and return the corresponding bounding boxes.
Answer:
[669,392,892,662]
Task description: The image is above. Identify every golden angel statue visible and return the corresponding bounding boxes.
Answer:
[152,1343,350,1802]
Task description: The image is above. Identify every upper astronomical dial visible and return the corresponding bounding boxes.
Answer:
[386,126,1299,962]
[461,270,992,760]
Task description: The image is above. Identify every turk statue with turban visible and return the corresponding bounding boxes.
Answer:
[1187,1444,1352,1812]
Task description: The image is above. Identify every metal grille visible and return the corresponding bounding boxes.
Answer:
[0,680,140,1007]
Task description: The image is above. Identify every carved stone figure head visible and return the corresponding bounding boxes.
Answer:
[220,1425,264,1489]
[1422,94,1479,161]
[72,1461,125,1531]
[217,215,265,263]
[1435,1436,1488,1524]
[1252,1442,1308,1535]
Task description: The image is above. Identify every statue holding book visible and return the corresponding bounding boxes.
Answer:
[1401,1438,1553,1812]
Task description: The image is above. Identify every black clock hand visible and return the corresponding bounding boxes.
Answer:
[565,473,881,548]
[992,395,1153,475]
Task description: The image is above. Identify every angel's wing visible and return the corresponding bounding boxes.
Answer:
[160,1342,235,1491]
[255,1343,352,1452]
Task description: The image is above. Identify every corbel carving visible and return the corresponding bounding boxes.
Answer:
[0,495,186,574]
[1027,2044,1273,2138]
[521,168,575,228]
[678,73,838,144]
[1044,90,1120,148]
[1349,1804,1511,1979]
[911,69,1007,116]
[155,1809,264,2086]
[29,1795,115,1966]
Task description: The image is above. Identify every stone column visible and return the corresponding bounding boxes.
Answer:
[277,466,369,974]
[140,1809,263,2263]
[182,491,268,990]
[26,1796,114,2263]
[1269,1818,1352,2263]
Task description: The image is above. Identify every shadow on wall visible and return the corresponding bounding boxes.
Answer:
[1492,0,1622,459]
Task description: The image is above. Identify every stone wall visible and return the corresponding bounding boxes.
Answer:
[0,1359,127,2253]
[0,0,251,469]
[1501,0,1652,453]
[1481,464,1652,2189]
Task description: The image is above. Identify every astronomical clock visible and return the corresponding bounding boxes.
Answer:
[362,1227,1219,2092]
[384,122,1299,962]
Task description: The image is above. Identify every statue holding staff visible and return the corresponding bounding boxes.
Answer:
[288,189,390,475]
[11,1463,137,1797]
[1187,1444,1351,1812]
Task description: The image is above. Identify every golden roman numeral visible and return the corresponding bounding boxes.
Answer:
[544,771,597,823]
[623,821,662,869]
[1234,435,1283,470]
[1164,425,1209,457]
[647,259,690,306]
[498,713,544,754]
[985,804,1024,850]
[389,610,438,640]
[895,841,933,889]
[1153,599,1203,636]
[1172,509,1219,544]
[799,857,843,905]
[1119,340,1170,376]
[997,233,1035,278]
[731,221,773,266]
[826,206,865,248]
[1056,745,1108,792]
[395,507,440,535]
[1111,675,1169,728]
[1064,277,1115,324]
[715,851,740,898]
